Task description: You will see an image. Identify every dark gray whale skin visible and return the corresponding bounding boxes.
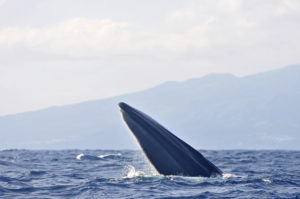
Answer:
[119,102,222,177]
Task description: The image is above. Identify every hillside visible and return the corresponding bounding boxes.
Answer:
[1,65,299,149]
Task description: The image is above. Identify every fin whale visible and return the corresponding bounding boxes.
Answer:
[119,102,222,177]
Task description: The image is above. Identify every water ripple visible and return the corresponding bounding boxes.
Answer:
[0,150,298,198]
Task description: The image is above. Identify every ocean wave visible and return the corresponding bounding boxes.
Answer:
[222,173,246,179]
[98,153,122,159]
[0,150,298,198]
[76,153,85,160]
[76,153,100,160]
[76,153,122,160]
[29,170,47,176]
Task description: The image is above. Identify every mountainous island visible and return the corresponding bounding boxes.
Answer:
[1,65,299,150]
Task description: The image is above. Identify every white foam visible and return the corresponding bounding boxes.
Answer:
[98,153,122,159]
[171,175,207,182]
[76,153,84,160]
[222,173,245,179]
[222,173,237,178]
[262,178,272,183]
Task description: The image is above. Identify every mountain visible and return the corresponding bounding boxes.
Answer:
[1,65,299,150]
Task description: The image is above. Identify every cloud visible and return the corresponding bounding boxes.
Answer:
[275,0,300,16]
[0,18,132,56]
[0,16,258,58]
[0,0,299,59]
[218,0,241,12]
[0,1,299,64]
[0,0,6,7]
[166,10,197,24]
[0,0,300,115]
[0,17,216,56]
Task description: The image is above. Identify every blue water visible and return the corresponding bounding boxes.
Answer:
[0,150,299,199]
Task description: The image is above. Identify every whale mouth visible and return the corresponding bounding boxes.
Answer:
[118,102,222,177]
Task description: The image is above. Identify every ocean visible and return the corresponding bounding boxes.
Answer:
[0,149,299,198]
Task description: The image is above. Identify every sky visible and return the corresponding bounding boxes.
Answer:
[0,0,300,116]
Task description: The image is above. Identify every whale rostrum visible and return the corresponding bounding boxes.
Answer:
[119,102,222,177]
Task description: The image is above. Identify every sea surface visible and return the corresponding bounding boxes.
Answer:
[0,149,299,199]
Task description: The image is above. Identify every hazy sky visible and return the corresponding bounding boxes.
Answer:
[0,0,300,115]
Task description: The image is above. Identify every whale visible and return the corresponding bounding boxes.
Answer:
[119,102,222,177]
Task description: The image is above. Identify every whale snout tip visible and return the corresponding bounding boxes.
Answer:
[118,102,127,110]
[118,102,125,108]
[119,102,135,114]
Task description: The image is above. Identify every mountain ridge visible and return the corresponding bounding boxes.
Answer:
[1,65,299,150]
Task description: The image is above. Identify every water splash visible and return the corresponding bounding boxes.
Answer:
[123,165,146,178]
